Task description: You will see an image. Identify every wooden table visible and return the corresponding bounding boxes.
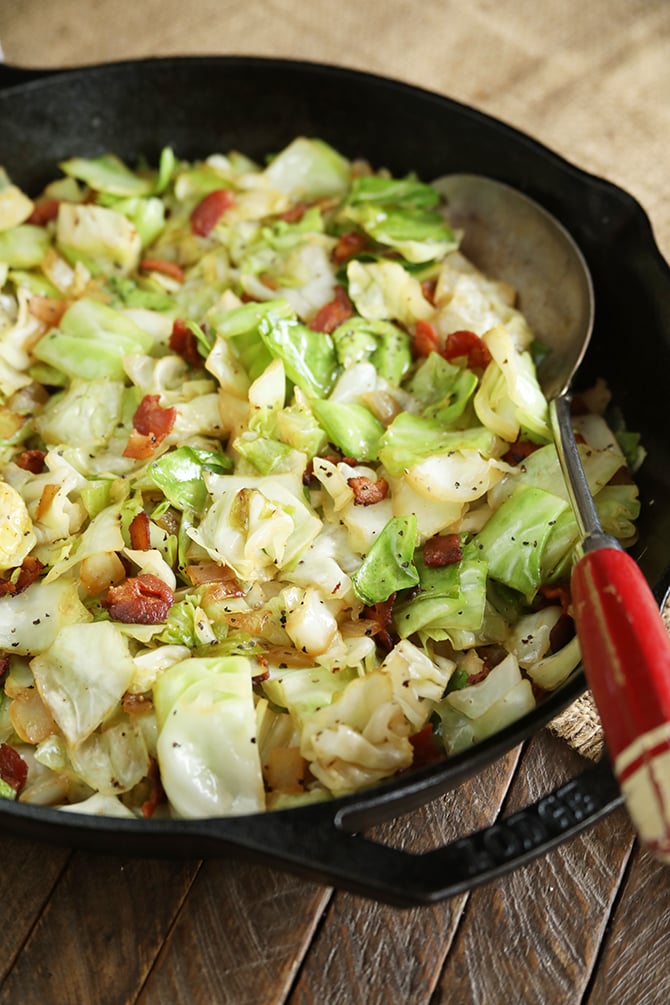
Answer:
[1,2,669,1002]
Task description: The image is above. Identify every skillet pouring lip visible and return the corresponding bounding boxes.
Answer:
[1,55,670,902]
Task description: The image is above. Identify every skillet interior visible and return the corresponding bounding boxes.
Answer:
[0,56,669,866]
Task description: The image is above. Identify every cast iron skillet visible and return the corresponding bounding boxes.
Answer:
[1,56,669,906]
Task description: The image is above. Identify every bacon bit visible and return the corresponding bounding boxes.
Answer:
[36,483,60,521]
[169,318,202,368]
[190,188,235,236]
[122,692,154,716]
[27,198,60,226]
[409,723,442,769]
[421,279,438,306]
[423,533,463,567]
[442,329,492,370]
[308,285,354,334]
[348,475,389,506]
[129,511,151,551]
[413,318,440,358]
[362,594,397,653]
[502,439,540,465]
[0,656,10,677]
[139,257,185,283]
[538,583,572,617]
[28,295,68,327]
[16,449,47,474]
[279,201,311,223]
[0,742,28,795]
[0,556,42,598]
[142,757,166,819]
[123,394,176,460]
[185,561,244,595]
[332,230,368,265]
[102,573,174,624]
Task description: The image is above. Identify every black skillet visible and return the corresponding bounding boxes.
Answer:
[1,56,669,906]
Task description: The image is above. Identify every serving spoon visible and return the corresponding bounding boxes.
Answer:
[434,173,670,863]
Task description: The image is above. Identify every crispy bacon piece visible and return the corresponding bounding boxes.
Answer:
[309,285,354,334]
[347,475,389,506]
[0,556,45,598]
[0,656,10,677]
[362,594,397,653]
[0,742,28,795]
[442,329,492,369]
[421,279,438,306]
[129,511,151,551]
[139,257,185,282]
[16,449,47,474]
[413,318,440,358]
[123,394,176,460]
[142,756,166,819]
[190,188,235,236]
[332,230,368,264]
[185,561,245,595]
[502,438,540,465]
[423,533,463,567]
[28,295,68,327]
[102,573,174,624]
[279,201,311,223]
[27,198,60,226]
[169,318,202,368]
[409,723,442,769]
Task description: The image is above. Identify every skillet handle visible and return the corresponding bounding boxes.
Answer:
[192,755,622,906]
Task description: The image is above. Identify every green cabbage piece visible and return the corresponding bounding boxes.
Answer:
[0,225,50,268]
[351,515,419,604]
[331,317,412,385]
[378,413,496,477]
[149,446,232,513]
[394,555,488,640]
[310,399,384,461]
[154,655,265,817]
[32,297,155,380]
[346,259,433,326]
[262,663,358,724]
[59,153,153,197]
[35,378,125,448]
[405,351,478,425]
[471,484,569,598]
[257,304,339,399]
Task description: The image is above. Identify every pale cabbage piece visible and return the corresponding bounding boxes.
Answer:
[44,501,125,583]
[405,449,512,503]
[0,185,34,231]
[446,652,523,719]
[122,547,177,590]
[189,473,322,581]
[284,586,340,656]
[347,260,434,327]
[57,203,141,274]
[434,252,533,346]
[476,325,551,442]
[506,607,563,668]
[58,793,137,818]
[300,640,452,794]
[68,718,150,796]
[129,645,193,695]
[154,656,265,817]
[31,622,136,745]
[526,636,582,691]
[0,578,91,656]
[388,475,464,541]
[0,481,36,570]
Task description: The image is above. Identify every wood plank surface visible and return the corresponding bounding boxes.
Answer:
[288,749,521,1005]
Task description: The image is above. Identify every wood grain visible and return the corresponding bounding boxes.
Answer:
[137,861,330,1005]
[431,734,634,1005]
[586,844,670,1005]
[288,748,521,1005]
[0,853,201,1005]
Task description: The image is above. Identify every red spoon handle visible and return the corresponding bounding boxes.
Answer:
[571,547,670,861]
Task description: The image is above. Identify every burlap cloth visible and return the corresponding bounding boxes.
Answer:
[1,0,669,759]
